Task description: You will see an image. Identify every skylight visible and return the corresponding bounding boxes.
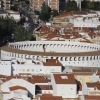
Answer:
[61,76,68,79]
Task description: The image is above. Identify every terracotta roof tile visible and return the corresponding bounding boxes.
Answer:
[42,94,53,96]
[6,76,13,81]
[73,11,87,15]
[40,96,63,100]
[84,95,100,100]
[28,76,48,83]
[86,82,100,90]
[55,12,73,18]
[43,59,62,66]
[9,85,27,91]
[96,72,100,76]
[2,45,100,57]
[37,85,53,90]
[53,73,76,84]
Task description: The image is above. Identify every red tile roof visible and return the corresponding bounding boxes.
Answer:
[28,76,48,83]
[43,59,62,66]
[53,73,76,84]
[40,96,63,100]
[55,12,73,18]
[9,85,27,91]
[86,82,100,90]
[84,95,100,100]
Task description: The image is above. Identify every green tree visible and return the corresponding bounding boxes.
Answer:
[13,25,28,42]
[0,16,16,41]
[81,0,89,10]
[81,1,100,11]
[40,2,51,21]
[51,10,59,18]
[87,1,94,9]
[28,34,36,41]
[34,2,51,22]
[63,0,79,12]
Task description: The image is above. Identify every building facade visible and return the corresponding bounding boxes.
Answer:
[30,0,59,10]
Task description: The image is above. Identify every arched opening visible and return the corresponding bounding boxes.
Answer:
[61,57,63,61]
[51,57,53,59]
[57,44,60,48]
[33,44,35,47]
[61,44,64,48]
[53,44,56,48]
[90,56,92,60]
[64,44,67,48]
[65,57,68,61]
[43,44,46,48]
[86,57,88,60]
[78,57,81,61]
[78,45,80,49]
[74,57,76,61]
[94,56,95,60]
[82,57,85,61]
[71,45,74,48]
[97,56,98,60]
[21,55,23,58]
[69,57,72,61]
[36,44,38,48]
[56,57,58,59]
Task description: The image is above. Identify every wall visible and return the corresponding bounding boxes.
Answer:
[1,41,100,67]
[1,79,35,98]
[10,41,100,52]
[12,89,28,98]
[42,90,53,94]
[51,74,57,96]
[72,17,100,28]
[74,75,92,84]
[0,64,11,75]
[56,84,77,98]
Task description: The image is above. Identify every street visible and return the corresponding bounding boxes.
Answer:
[12,4,39,34]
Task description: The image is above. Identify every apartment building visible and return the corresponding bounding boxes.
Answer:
[48,0,59,10]
[2,0,11,9]
[30,0,59,10]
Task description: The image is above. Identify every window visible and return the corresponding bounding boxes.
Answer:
[70,88,73,90]
[23,69,25,71]
[32,69,34,71]
[27,69,30,71]
[94,87,96,90]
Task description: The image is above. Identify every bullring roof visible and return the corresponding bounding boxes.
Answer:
[1,45,100,56]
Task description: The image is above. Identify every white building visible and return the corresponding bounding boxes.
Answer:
[51,73,77,98]
[6,10,20,22]
[82,82,100,95]
[36,85,53,95]
[71,16,100,28]
[3,85,31,100]
[12,58,62,75]
[1,78,35,99]
[0,60,12,76]
[0,58,62,76]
